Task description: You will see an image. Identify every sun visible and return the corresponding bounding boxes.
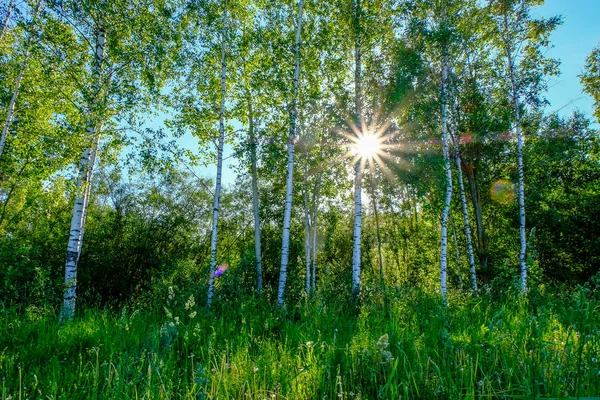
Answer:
[356,133,380,159]
[339,115,407,184]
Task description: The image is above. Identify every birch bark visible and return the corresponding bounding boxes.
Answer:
[454,152,478,294]
[247,95,263,294]
[277,0,304,306]
[351,0,363,300]
[0,1,42,160]
[439,53,452,300]
[207,2,228,307]
[303,167,311,294]
[60,27,106,322]
[310,173,321,291]
[506,45,527,294]
[0,0,15,44]
[369,175,384,285]
[450,213,463,290]
[463,163,486,268]
[500,10,527,294]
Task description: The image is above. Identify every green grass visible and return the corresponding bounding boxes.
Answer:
[1,286,599,399]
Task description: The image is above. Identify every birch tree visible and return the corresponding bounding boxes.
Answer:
[0,0,43,161]
[57,0,182,320]
[439,50,452,300]
[277,0,304,306]
[60,26,106,322]
[351,0,363,301]
[490,0,561,293]
[206,0,228,308]
[449,112,478,294]
[454,150,478,294]
[303,166,312,294]
[0,0,15,44]
[247,92,263,293]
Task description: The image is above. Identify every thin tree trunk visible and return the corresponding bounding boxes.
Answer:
[0,0,15,44]
[76,130,101,265]
[277,0,304,306]
[310,173,321,292]
[0,54,27,158]
[439,51,452,301]
[369,175,384,285]
[59,27,105,323]
[0,160,29,227]
[454,153,478,294]
[0,1,42,160]
[351,0,363,301]
[247,95,262,294]
[352,161,363,299]
[505,37,527,294]
[449,98,478,294]
[207,2,228,307]
[450,213,463,290]
[303,167,311,294]
[462,162,487,269]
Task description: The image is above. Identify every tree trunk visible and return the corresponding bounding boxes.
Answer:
[207,2,228,307]
[440,52,452,301]
[462,161,487,269]
[0,1,42,160]
[351,0,363,301]
[76,130,101,265]
[505,38,527,294]
[0,0,15,44]
[352,161,363,299]
[277,0,304,306]
[247,95,263,294]
[310,173,321,292]
[303,167,312,294]
[59,27,105,323]
[450,213,463,290]
[455,154,478,294]
[369,175,384,285]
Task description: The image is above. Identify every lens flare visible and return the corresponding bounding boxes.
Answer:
[213,263,228,278]
[490,180,515,204]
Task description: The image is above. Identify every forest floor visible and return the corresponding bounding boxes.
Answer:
[1,285,599,399]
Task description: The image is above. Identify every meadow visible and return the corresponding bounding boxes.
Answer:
[2,283,599,399]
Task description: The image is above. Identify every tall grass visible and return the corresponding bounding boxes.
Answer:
[1,285,599,399]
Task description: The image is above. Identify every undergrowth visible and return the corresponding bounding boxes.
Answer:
[1,284,599,399]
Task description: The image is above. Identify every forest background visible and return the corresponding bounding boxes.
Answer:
[1,0,600,398]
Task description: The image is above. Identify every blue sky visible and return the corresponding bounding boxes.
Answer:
[534,0,599,120]
[162,0,600,185]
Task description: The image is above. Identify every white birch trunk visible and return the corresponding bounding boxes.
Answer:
[507,49,527,294]
[0,0,41,160]
[455,152,478,295]
[369,176,384,285]
[351,161,363,299]
[248,96,262,294]
[0,0,15,44]
[310,173,321,291]
[77,131,101,264]
[207,3,228,307]
[439,54,452,301]
[0,49,28,159]
[450,213,463,290]
[351,0,363,301]
[60,28,106,322]
[503,13,527,294]
[277,0,304,306]
[303,167,311,294]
